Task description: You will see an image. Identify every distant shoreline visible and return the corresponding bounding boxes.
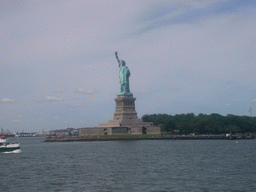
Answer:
[45,135,254,142]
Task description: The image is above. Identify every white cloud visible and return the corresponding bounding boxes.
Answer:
[251,99,256,102]
[74,88,94,95]
[54,89,64,93]
[46,96,63,102]
[67,103,82,108]
[1,98,15,103]
[12,119,21,123]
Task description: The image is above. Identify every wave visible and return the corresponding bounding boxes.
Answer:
[2,149,22,154]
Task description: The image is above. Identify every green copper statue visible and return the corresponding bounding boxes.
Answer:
[115,50,132,95]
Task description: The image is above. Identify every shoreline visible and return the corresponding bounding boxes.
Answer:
[45,135,254,142]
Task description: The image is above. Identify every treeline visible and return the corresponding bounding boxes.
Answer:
[142,113,256,134]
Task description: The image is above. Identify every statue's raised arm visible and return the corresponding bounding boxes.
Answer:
[115,50,121,67]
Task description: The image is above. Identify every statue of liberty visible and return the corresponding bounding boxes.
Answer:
[115,50,132,95]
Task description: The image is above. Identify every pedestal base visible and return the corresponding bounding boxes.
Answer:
[99,95,152,127]
[97,94,161,135]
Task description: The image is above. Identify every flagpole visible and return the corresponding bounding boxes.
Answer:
[248,107,252,117]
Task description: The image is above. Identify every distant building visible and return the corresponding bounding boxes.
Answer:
[48,128,79,137]
[18,132,36,137]
[38,130,47,135]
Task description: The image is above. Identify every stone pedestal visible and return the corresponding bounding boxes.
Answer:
[99,95,152,128]
[113,95,138,123]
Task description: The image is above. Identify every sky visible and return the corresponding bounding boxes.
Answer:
[1,0,256,133]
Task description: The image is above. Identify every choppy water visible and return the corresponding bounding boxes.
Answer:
[1,137,256,192]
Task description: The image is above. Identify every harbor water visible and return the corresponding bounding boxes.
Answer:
[1,137,256,191]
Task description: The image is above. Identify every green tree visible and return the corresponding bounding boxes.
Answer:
[142,113,256,134]
[162,119,175,133]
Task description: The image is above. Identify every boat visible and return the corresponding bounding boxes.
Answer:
[0,136,21,153]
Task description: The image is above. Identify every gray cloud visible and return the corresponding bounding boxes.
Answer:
[132,0,256,35]
[1,0,255,132]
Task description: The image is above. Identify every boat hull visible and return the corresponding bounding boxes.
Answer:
[0,143,20,153]
[0,146,20,152]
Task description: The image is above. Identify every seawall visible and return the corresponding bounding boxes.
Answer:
[45,135,254,142]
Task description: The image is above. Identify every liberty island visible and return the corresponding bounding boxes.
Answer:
[45,51,255,141]
[79,51,160,136]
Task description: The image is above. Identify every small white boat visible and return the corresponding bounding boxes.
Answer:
[0,136,21,153]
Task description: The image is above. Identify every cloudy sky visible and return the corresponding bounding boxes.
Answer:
[1,0,256,132]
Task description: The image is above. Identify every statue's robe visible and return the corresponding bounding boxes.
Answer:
[119,66,130,93]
